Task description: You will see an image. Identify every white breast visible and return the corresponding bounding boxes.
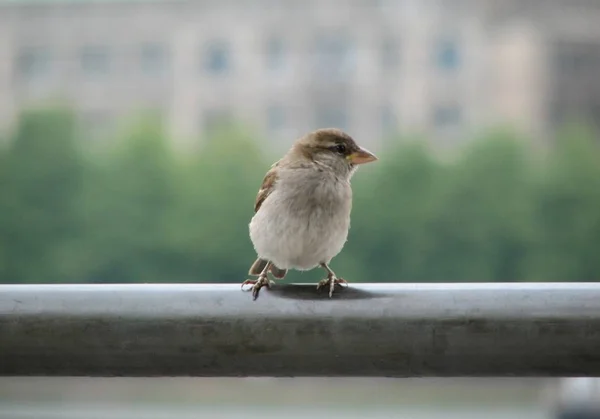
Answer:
[249,167,352,271]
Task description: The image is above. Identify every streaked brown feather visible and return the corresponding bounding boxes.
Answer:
[254,161,280,213]
[250,162,288,279]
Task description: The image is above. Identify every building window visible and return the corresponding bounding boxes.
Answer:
[590,102,600,132]
[381,37,400,70]
[266,36,286,73]
[266,105,286,132]
[556,51,587,75]
[315,105,348,130]
[435,38,460,71]
[432,104,462,128]
[17,47,51,80]
[80,45,110,77]
[79,111,114,141]
[381,104,397,134]
[204,41,231,75]
[140,43,167,77]
[376,0,398,12]
[202,108,233,134]
[314,35,356,81]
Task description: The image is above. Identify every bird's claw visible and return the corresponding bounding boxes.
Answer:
[316,276,348,298]
[241,275,274,300]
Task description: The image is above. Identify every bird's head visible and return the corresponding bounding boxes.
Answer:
[292,128,378,177]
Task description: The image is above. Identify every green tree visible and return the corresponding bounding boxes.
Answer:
[167,124,267,283]
[341,139,443,282]
[4,107,600,285]
[0,108,84,283]
[345,131,535,283]
[70,115,178,283]
[0,137,7,277]
[527,123,600,281]
[425,131,534,282]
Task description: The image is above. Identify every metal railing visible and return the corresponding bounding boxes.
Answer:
[1,283,599,377]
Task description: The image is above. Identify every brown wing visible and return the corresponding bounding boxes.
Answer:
[254,162,279,213]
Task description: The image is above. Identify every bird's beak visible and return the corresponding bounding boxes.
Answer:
[347,147,378,165]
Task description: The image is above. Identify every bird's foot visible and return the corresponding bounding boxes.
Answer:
[241,274,274,300]
[316,275,348,298]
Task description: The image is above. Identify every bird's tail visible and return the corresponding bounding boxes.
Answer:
[248,258,287,279]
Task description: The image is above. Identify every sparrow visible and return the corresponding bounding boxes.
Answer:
[242,128,378,300]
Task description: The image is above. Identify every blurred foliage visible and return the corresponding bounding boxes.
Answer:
[1,108,600,284]
[0,108,83,283]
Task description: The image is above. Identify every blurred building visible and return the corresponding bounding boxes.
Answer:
[0,0,599,150]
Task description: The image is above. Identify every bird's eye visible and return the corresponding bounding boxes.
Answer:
[333,144,347,154]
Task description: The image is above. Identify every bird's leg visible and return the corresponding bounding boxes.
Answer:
[316,263,348,298]
[241,261,274,300]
